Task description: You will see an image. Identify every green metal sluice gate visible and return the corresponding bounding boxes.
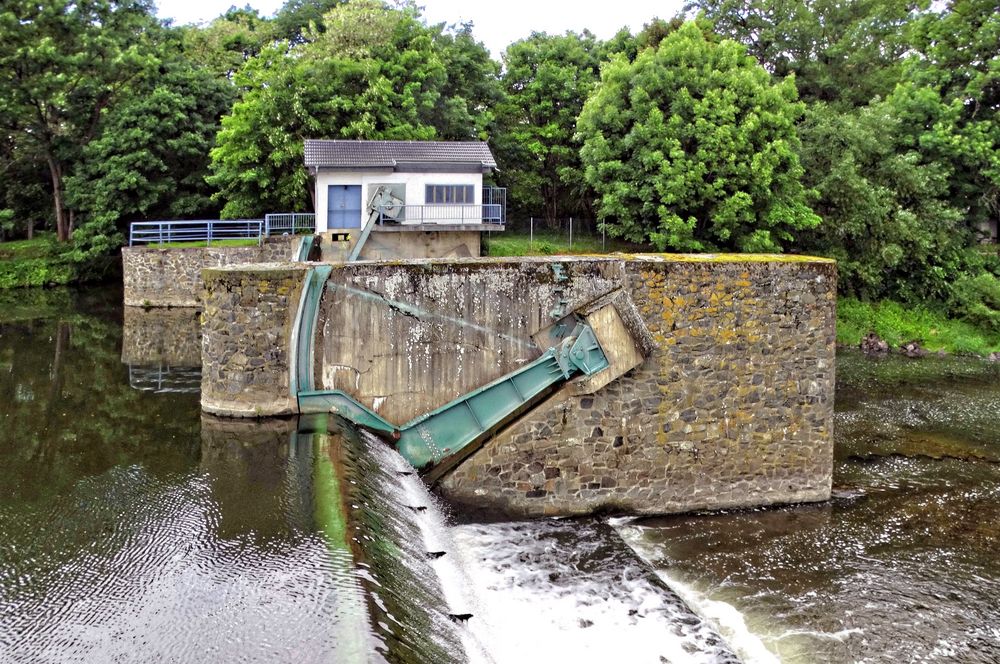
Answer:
[289,264,611,482]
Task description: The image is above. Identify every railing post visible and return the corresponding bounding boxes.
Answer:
[569,217,573,249]
[207,221,212,246]
[530,217,533,251]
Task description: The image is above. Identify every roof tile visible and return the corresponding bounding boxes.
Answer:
[304,139,496,169]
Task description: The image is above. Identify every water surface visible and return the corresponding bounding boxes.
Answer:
[0,289,369,663]
[620,351,1000,662]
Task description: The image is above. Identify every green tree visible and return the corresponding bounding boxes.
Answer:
[493,31,605,225]
[430,22,502,140]
[0,0,160,241]
[797,101,968,301]
[208,0,487,217]
[64,59,233,268]
[578,21,819,252]
[904,0,1000,236]
[687,0,924,107]
[180,6,276,80]
[272,0,344,42]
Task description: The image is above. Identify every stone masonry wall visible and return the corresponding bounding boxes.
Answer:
[439,256,837,516]
[200,255,836,517]
[122,236,297,307]
[200,263,307,417]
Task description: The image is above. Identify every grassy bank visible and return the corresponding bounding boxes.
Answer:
[837,298,1000,355]
[484,230,643,256]
[141,238,259,249]
[0,234,76,289]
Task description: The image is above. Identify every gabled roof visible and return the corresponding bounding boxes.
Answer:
[304,139,496,170]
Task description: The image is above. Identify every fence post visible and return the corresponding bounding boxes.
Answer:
[569,217,573,249]
[530,217,534,252]
[602,222,606,252]
[207,221,212,246]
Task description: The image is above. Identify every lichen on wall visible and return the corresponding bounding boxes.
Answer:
[439,256,837,516]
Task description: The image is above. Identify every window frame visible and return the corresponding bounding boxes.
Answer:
[425,184,474,205]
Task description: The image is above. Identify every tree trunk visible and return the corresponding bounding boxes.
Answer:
[27,219,34,240]
[46,156,70,241]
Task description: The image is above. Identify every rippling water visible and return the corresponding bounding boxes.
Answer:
[0,290,375,663]
[8,287,998,663]
[618,351,1000,663]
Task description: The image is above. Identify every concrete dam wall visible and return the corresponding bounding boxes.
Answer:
[200,254,837,517]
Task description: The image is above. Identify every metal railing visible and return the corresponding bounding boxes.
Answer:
[129,220,263,246]
[483,186,507,224]
[264,212,316,236]
[376,204,504,225]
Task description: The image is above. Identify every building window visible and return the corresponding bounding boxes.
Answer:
[425,184,474,204]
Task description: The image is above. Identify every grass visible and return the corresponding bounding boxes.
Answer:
[139,238,261,249]
[484,230,643,257]
[0,233,62,260]
[837,297,1000,356]
[0,233,76,289]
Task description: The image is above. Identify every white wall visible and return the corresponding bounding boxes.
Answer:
[314,169,483,231]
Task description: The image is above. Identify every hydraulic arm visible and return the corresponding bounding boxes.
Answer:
[290,266,611,480]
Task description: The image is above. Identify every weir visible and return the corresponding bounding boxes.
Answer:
[203,413,482,662]
[201,254,837,518]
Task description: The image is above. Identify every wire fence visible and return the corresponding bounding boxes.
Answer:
[483,216,616,255]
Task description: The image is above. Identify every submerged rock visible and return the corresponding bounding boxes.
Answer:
[899,340,927,358]
[860,332,890,355]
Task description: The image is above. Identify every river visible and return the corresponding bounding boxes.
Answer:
[2,287,998,662]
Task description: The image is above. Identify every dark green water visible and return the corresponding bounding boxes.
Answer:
[620,351,1000,662]
[0,289,373,662]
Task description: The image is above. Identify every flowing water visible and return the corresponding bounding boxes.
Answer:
[618,351,1000,663]
[0,288,469,663]
[3,287,1000,663]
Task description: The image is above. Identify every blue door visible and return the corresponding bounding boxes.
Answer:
[328,185,362,229]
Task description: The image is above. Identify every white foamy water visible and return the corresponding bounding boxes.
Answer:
[614,520,781,664]
[362,436,495,664]
[448,519,741,664]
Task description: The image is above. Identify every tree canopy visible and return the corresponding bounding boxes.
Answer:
[207,0,497,217]
[578,21,820,252]
[0,0,998,332]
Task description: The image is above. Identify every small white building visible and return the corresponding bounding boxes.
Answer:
[304,139,505,233]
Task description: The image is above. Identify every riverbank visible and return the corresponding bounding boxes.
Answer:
[837,297,1000,356]
[0,234,77,289]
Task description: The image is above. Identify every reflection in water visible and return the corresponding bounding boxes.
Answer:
[122,305,203,393]
[0,290,367,662]
[128,365,202,393]
[619,350,1000,663]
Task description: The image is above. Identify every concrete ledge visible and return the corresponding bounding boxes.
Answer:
[372,223,505,232]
